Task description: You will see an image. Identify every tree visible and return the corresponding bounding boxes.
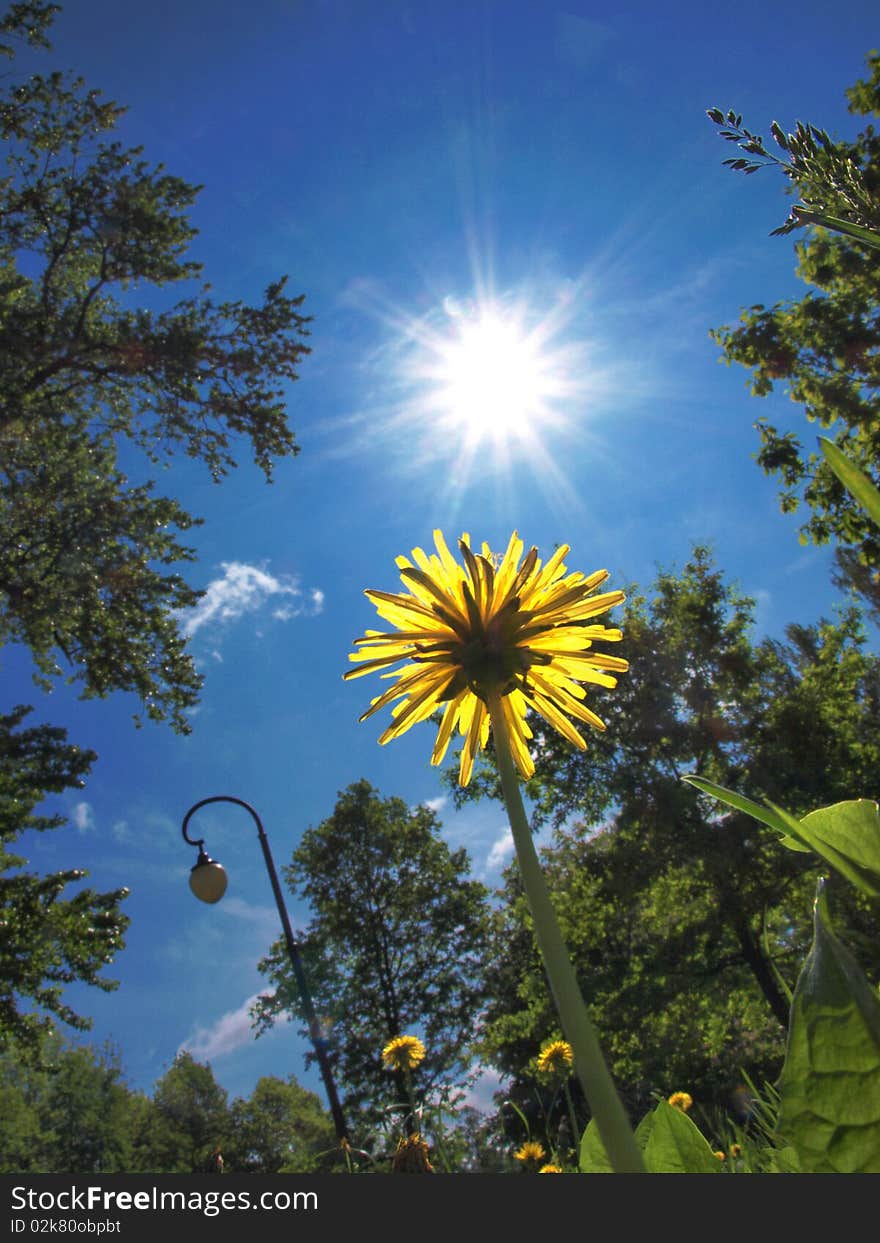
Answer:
[0,1,311,732]
[0,1032,141,1173]
[254,779,492,1133]
[225,1075,336,1174]
[0,704,128,1055]
[136,1052,230,1173]
[450,548,880,1113]
[708,52,880,583]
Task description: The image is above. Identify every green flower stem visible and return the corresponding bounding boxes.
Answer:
[488,690,646,1174]
[563,1081,580,1166]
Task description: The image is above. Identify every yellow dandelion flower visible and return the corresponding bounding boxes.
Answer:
[730,1142,742,1158]
[667,1091,693,1113]
[344,529,627,786]
[514,1141,547,1164]
[714,1150,726,1161]
[381,1034,426,1073]
[539,1163,563,1173]
[536,1039,574,1078]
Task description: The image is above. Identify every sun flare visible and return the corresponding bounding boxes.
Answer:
[433,309,547,441]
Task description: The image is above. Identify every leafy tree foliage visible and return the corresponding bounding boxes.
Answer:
[255,779,493,1133]
[135,1052,230,1174]
[0,1,310,732]
[450,548,880,1116]
[709,52,880,580]
[0,1033,141,1172]
[225,1075,336,1173]
[0,704,128,1054]
[0,1035,337,1174]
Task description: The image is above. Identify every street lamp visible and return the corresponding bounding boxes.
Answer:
[180,795,348,1145]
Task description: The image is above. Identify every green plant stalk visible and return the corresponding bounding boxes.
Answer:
[563,1081,580,1167]
[488,690,646,1174]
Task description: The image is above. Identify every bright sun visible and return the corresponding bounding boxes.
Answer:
[434,310,547,441]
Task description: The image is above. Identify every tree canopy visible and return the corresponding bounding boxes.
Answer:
[709,51,880,582]
[0,0,311,732]
[255,779,492,1134]
[0,0,310,1061]
[0,704,128,1055]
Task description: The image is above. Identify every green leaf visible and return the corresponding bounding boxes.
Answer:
[641,1100,723,1173]
[818,437,880,530]
[581,1101,722,1173]
[767,799,880,899]
[776,882,880,1172]
[791,206,880,250]
[682,775,812,852]
[685,776,880,896]
[579,1118,615,1172]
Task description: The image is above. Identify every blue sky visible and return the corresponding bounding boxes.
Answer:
[8,0,879,1114]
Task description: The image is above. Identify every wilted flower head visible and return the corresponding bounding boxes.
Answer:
[667,1091,693,1113]
[345,529,627,785]
[391,1133,434,1174]
[536,1038,575,1078]
[381,1034,426,1073]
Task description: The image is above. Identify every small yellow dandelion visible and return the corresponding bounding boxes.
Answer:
[667,1091,693,1113]
[536,1039,574,1078]
[345,530,627,786]
[381,1034,426,1073]
[714,1150,726,1161]
[514,1141,547,1164]
[539,1163,563,1173]
[730,1142,742,1158]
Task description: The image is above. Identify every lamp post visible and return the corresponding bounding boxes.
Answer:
[180,794,348,1145]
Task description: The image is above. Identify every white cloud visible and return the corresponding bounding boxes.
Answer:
[179,991,271,1061]
[462,1064,506,1115]
[415,796,447,815]
[73,802,95,833]
[177,562,323,639]
[484,829,515,876]
[112,819,132,843]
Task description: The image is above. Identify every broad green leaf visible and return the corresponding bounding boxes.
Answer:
[767,1146,801,1173]
[682,775,811,852]
[776,882,880,1172]
[581,1101,723,1173]
[684,777,880,894]
[579,1119,614,1172]
[818,436,880,528]
[767,799,880,899]
[640,1100,722,1173]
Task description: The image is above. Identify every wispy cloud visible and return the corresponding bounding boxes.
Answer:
[73,802,95,833]
[179,991,271,1061]
[176,562,324,640]
[483,829,515,877]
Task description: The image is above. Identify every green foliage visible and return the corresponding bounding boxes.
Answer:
[0,1034,142,1173]
[255,779,492,1134]
[0,704,128,1055]
[581,1100,721,1174]
[776,883,880,1172]
[707,65,880,241]
[224,1075,336,1173]
[0,1,310,731]
[136,1052,230,1174]
[709,52,880,580]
